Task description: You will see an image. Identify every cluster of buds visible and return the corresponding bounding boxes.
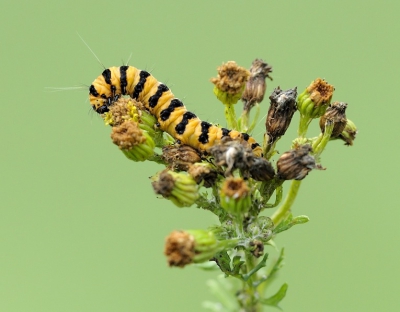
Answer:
[88,59,358,310]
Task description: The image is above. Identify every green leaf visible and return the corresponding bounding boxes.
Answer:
[242,253,269,282]
[213,251,233,277]
[260,283,288,309]
[273,214,309,234]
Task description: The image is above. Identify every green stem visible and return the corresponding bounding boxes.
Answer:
[224,104,238,130]
[271,180,302,226]
[248,103,260,133]
[313,121,333,156]
[298,115,311,137]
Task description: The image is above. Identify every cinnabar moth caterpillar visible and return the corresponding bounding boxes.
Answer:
[89,66,262,157]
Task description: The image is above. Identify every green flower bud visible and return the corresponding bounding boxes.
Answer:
[164,230,237,267]
[336,118,358,146]
[210,61,250,105]
[297,78,335,137]
[220,177,251,215]
[298,78,335,119]
[110,120,155,162]
[151,171,199,207]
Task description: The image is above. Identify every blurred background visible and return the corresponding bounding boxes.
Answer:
[1,0,399,311]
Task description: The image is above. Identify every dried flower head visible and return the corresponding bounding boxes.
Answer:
[266,87,298,143]
[277,145,318,180]
[164,230,223,267]
[164,230,195,267]
[211,61,250,105]
[187,163,219,188]
[110,120,155,161]
[242,59,273,111]
[210,138,254,176]
[319,101,348,138]
[162,145,202,171]
[248,157,276,182]
[298,78,335,119]
[111,120,146,150]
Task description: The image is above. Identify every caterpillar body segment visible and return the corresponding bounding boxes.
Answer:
[89,66,263,156]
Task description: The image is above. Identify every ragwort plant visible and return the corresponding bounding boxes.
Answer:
[88,59,357,311]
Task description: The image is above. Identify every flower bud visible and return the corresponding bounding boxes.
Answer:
[241,59,273,111]
[187,162,218,188]
[249,240,264,258]
[298,78,334,119]
[319,102,348,138]
[211,61,250,105]
[220,177,251,215]
[277,144,318,180]
[111,120,155,161]
[337,119,357,146]
[164,230,230,267]
[266,87,298,143]
[151,170,199,207]
[162,145,201,171]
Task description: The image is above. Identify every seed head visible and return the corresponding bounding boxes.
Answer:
[277,144,318,180]
[266,87,298,143]
[162,145,202,171]
[319,102,348,138]
[241,59,273,111]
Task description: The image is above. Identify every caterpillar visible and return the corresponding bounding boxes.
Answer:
[89,66,263,157]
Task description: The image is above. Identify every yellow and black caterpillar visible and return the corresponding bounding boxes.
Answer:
[89,66,262,157]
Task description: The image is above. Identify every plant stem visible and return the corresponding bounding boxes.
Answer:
[298,115,311,137]
[224,104,238,130]
[271,180,302,226]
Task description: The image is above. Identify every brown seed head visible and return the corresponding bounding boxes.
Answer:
[110,120,146,150]
[164,230,195,267]
[248,157,275,182]
[210,61,250,95]
[277,144,317,180]
[162,145,202,171]
[241,59,273,110]
[319,102,348,137]
[266,87,298,143]
[306,78,335,107]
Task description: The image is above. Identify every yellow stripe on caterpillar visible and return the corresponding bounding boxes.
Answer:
[89,66,263,157]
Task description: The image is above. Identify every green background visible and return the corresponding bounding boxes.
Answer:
[1,0,399,311]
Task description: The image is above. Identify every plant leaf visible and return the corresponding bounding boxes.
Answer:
[260,283,288,309]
